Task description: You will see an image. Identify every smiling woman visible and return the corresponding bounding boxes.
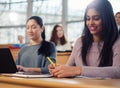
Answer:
[86,9,102,40]
[16,16,56,74]
[49,0,120,78]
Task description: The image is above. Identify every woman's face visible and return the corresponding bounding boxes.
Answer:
[56,26,64,38]
[26,19,43,40]
[115,13,120,25]
[86,8,102,36]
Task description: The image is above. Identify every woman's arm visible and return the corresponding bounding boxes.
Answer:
[49,37,120,78]
[66,38,82,66]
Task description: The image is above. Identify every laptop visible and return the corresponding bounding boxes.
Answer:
[0,48,18,73]
[0,48,52,78]
[0,48,41,74]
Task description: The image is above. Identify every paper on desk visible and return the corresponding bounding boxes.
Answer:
[75,76,111,79]
[1,73,52,78]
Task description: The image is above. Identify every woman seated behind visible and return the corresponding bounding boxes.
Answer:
[50,24,72,51]
[16,16,56,74]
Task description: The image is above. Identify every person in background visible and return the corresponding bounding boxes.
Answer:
[17,35,26,48]
[115,12,120,33]
[16,16,56,74]
[11,35,26,48]
[50,24,72,51]
[49,0,120,78]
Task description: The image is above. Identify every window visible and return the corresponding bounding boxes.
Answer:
[0,0,120,44]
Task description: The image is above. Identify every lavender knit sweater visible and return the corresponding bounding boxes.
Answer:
[66,36,120,78]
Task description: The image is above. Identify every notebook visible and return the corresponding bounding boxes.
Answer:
[1,73,52,78]
[0,48,18,73]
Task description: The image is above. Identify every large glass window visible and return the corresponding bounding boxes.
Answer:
[0,0,120,44]
[33,0,62,23]
[0,27,25,44]
[67,0,93,43]
[0,0,27,44]
[32,0,62,41]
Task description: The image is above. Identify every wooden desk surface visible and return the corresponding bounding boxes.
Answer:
[0,76,120,88]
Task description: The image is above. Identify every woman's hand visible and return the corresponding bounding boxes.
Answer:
[48,64,56,75]
[49,65,82,78]
[17,65,29,72]
[17,65,41,72]
[17,65,24,71]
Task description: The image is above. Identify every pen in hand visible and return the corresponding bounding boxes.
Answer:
[47,57,55,67]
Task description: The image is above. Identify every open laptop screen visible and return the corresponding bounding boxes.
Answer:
[0,48,18,73]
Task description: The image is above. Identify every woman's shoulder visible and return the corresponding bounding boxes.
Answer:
[72,37,82,48]
[19,44,39,52]
[75,37,82,45]
[18,46,28,55]
[114,36,120,44]
[64,41,71,45]
[113,36,120,49]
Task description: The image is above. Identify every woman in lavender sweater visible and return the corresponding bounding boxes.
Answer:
[49,0,120,78]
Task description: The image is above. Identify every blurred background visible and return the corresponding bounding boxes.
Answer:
[0,0,120,44]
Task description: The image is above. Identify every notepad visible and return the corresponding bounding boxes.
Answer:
[1,73,52,78]
[75,76,111,79]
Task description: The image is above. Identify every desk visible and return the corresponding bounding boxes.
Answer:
[0,76,120,88]
[56,52,71,64]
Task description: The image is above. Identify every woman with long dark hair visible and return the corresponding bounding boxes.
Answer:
[49,0,120,78]
[16,16,56,74]
[50,24,71,51]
